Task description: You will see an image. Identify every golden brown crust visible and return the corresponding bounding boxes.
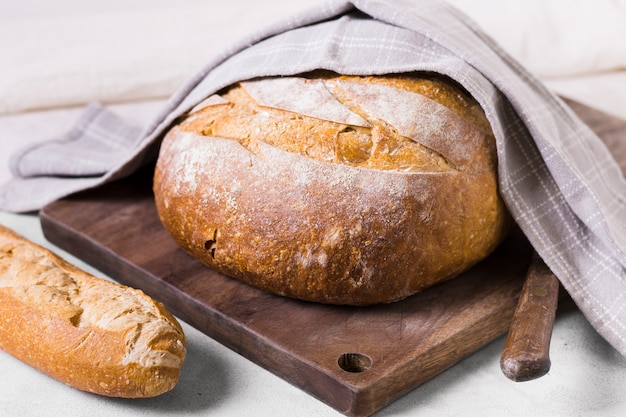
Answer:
[153,72,510,305]
[0,224,186,397]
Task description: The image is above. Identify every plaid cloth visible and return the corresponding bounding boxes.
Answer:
[1,0,625,356]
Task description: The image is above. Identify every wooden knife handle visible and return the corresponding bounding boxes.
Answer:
[500,252,560,382]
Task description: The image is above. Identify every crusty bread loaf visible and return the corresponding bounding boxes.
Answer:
[0,224,186,398]
[153,71,510,305]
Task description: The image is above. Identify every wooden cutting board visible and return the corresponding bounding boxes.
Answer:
[39,98,625,417]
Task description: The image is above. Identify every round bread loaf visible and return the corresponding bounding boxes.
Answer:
[153,72,510,305]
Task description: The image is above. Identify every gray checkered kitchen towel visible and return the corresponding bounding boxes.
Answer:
[2,0,625,356]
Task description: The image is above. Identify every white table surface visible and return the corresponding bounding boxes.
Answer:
[2,1,626,416]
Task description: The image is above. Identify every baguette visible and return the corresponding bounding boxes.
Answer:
[0,224,186,398]
[153,71,511,305]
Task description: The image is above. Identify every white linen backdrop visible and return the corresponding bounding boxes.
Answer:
[1,0,626,115]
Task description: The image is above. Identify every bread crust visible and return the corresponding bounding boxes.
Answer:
[153,72,510,305]
[0,225,186,397]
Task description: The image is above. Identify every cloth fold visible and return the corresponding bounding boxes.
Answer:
[1,0,625,356]
[9,103,143,178]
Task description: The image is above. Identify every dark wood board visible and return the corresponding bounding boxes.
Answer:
[39,98,625,416]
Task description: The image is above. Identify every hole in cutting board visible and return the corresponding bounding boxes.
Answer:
[338,353,372,373]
